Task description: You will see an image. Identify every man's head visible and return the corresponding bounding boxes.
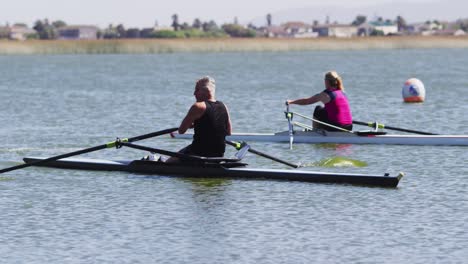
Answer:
[194,76,216,102]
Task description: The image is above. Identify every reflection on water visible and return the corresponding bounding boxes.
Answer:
[0,176,14,181]
[310,156,368,167]
[183,178,232,189]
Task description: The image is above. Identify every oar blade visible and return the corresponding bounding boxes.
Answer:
[0,127,178,174]
[0,144,106,174]
[234,143,250,160]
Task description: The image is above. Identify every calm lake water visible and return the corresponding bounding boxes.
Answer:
[1,49,467,263]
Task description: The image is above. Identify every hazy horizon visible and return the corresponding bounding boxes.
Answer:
[2,0,467,28]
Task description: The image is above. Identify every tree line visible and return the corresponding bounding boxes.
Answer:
[12,16,257,40]
[3,14,468,40]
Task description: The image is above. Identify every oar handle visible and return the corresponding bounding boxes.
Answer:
[353,120,437,135]
[226,140,299,168]
[285,106,294,150]
[128,127,179,142]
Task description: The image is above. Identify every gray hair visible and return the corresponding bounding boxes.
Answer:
[196,76,216,95]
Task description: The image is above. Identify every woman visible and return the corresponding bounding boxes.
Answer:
[286,71,352,131]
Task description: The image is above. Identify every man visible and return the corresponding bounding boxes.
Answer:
[167,76,232,162]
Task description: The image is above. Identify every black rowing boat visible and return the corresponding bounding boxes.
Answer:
[23,157,403,188]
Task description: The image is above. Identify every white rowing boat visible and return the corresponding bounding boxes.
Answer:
[171,130,468,146]
[171,109,468,146]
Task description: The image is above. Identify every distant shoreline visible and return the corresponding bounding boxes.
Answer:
[1,36,468,54]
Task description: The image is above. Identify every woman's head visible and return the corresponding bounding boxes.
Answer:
[324,71,344,90]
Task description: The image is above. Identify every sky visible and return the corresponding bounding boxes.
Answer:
[1,0,467,28]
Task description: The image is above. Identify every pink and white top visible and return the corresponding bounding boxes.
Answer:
[324,89,353,125]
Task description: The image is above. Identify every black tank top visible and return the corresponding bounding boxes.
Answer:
[191,101,229,157]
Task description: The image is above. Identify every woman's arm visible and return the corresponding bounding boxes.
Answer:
[287,92,329,105]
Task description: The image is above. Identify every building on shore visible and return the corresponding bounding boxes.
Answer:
[57,25,99,40]
[427,29,466,36]
[358,21,398,36]
[313,24,358,37]
[283,22,318,38]
[0,25,37,40]
[262,26,289,38]
[10,25,37,40]
[0,26,9,38]
[263,23,358,38]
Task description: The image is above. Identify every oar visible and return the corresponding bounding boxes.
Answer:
[226,140,299,168]
[289,111,354,134]
[118,142,241,163]
[352,120,437,135]
[0,127,178,174]
[285,105,294,149]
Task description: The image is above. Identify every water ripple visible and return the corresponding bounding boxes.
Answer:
[1,50,468,263]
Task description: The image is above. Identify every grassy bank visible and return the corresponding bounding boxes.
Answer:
[1,36,468,54]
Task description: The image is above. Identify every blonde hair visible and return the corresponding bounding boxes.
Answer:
[324,71,344,91]
[196,76,216,95]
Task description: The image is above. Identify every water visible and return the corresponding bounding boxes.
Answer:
[1,49,468,263]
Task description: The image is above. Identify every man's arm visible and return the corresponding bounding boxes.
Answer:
[178,102,206,134]
[225,105,232,135]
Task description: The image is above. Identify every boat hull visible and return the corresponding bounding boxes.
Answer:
[171,131,468,146]
[23,157,402,188]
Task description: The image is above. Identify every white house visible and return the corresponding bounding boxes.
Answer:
[359,21,398,36]
[431,29,466,36]
[328,24,358,37]
[263,26,289,38]
[57,25,99,40]
[313,24,358,37]
[10,25,36,40]
[283,22,318,38]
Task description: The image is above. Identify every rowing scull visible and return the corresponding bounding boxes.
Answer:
[171,130,468,146]
[23,157,403,188]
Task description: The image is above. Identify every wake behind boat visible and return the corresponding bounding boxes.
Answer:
[22,157,403,188]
